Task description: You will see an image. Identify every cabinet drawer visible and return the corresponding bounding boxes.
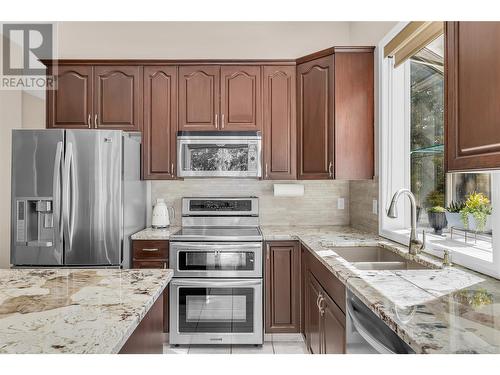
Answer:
[133,240,168,260]
[132,260,168,269]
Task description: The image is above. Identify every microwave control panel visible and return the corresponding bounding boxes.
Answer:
[248,144,258,171]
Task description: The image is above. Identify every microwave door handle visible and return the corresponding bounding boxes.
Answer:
[52,141,63,246]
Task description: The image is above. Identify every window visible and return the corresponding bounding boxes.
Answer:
[379,24,500,278]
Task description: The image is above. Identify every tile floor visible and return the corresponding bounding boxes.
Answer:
[163,333,308,354]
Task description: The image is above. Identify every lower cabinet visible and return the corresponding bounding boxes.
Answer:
[265,241,301,333]
[132,240,169,333]
[303,246,346,354]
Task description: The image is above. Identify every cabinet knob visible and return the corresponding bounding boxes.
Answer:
[142,248,159,252]
[265,163,268,179]
[171,163,175,177]
[328,162,333,178]
[215,114,218,129]
[87,114,91,128]
[94,114,98,127]
[221,114,225,129]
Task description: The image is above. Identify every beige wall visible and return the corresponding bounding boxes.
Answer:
[57,22,352,59]
[349,22,397,46]
[151,180,350,227]
[22,91,45,129]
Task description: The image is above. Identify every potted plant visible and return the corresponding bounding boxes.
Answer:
[427,206,448,235]
[445,200,466,229]
[460,192,492,233]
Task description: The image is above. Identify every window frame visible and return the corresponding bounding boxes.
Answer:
[377,23,500,278]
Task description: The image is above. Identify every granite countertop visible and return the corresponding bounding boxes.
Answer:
[0,268,173,354]
[131,225,500,353]
[261,225,500,354]
[131,226,180,240]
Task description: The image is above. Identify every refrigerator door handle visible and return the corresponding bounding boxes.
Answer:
[52,141,63,246]
[69,145,76,242]
[63,142,73,251]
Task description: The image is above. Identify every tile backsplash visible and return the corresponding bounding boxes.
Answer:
[150,179,350,227]
[349,179,379,233]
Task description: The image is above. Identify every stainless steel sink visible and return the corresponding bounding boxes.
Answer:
[331,246,429,270]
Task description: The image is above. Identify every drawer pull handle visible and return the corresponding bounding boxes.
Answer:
[142,248,159,252]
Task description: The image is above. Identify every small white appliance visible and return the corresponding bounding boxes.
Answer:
[151,199,173,228]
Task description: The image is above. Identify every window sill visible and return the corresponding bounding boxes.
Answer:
[380,228,498,277]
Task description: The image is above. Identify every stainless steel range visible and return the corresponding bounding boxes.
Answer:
[169,197,263,345]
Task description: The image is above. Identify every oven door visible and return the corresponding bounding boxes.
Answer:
[170,242,262,278]
[177,137,262,178]
[169,278,263,345]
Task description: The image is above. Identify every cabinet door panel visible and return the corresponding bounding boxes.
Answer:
[297,56,334,179]
[334,52,374,179]
[263,66,296,179]
[94,66,142,130]
[305,271,322,354]
[179,66,219,131]
[446,22,500,171]
[47,65,92,129]
[321,290,346,354]
[221,66,262,131]
[143,66,178,179]
[265,241,300,333]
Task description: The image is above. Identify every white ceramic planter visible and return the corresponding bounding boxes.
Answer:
[466,214,492,233]
[445,212,463,229]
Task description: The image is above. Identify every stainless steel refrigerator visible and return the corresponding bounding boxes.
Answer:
[11,129,146,268]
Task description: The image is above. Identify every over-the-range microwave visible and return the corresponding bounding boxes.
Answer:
[177,131,262,178]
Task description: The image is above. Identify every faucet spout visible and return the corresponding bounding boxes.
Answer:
[387,189,422,255]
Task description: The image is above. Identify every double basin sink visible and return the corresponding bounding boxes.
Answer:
[327,246,429,271]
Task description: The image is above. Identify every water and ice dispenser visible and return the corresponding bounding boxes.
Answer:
[15,198,55,247]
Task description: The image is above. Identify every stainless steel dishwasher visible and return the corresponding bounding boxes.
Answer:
[346,289,415,354]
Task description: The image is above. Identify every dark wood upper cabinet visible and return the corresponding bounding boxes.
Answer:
[178,66,220,131]
[220,66,262,131]
[265,241,301,334]
[334,51,374,179]
[94,66,142,131]
[47,65,93,129]
[446,22,500,171]
[263,66,296,179]
[297,56,334,180]
[143,66,178,180]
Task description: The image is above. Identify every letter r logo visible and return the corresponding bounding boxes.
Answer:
[2,23,52,76]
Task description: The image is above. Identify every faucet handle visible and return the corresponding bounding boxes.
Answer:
[443,250,452,267]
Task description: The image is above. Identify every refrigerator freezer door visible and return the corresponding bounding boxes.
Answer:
[11,129,64,266]
[64,130,122,266]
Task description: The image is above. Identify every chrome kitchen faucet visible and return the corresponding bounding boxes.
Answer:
[387,189,424,255]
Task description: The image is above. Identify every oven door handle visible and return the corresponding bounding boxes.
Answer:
[170,279,261,287]
[172,242,262,250]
